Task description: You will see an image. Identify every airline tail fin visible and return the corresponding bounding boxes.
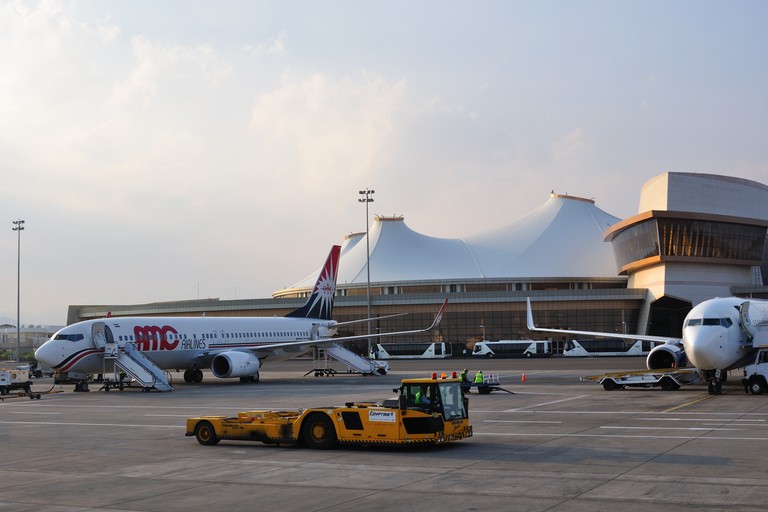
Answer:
[286,245,341,320]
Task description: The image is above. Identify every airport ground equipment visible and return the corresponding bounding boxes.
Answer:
[460,373,513,394]
[581,368,701,391]
[742,348,768,394]
[0,367,42,399]
[186,375,472,449]
[305,343,389,377]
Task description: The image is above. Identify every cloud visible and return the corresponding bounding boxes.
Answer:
[249,71,406,190]
[243,31,287,58]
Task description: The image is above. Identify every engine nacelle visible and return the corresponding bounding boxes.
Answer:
[646,341,686,370]
[211,351,261,378]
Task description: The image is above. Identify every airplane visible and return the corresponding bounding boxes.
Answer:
[35,245,448,392]
[526,296,768,395]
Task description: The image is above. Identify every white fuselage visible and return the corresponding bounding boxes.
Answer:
[35,316,338,375]
[682,297,755,371]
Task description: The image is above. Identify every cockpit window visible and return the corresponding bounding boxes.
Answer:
[686,318,732,328]
[54,333,84,341]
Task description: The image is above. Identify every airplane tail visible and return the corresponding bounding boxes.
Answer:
[286,245,341,320]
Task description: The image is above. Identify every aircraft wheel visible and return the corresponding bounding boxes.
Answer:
[183,369,194,383]
[80,382,89,392]
[193,369,204,383]
[194,421,220,445]
[748,377,766,395]
[302,413,337,450]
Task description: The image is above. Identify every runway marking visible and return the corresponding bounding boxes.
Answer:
[473,432,768,441]
[145,414,194,417]
[640,417,766,422]
[484,420,562,424]
[10,411,60,415]
[702,423,768,427]
[601,426,741,432]
[661,394,714,412]
[504,394,588,412]
[0,420,180,429]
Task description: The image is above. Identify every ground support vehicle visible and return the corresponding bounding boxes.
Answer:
[186,376,472,449]
[0,368,42,400]
[461,373,513,394]
[581,368,700,391]
[742,348,768,394]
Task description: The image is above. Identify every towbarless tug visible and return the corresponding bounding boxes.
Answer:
[186,374,472,449]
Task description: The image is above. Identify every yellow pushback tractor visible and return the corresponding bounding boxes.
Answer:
[186,374,472,449]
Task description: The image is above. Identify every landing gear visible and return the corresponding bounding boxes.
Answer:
[705,369,725,395]
[74,381,90,392]
[239,372,260,383]
[183,369,204,383]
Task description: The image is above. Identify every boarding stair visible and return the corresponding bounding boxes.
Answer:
[104,342,173,392]
[308,343,389,376]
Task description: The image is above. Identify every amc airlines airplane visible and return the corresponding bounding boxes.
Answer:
[527,297,768,395]
[35,246,447,391]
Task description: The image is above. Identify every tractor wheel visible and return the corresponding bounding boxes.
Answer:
[302,413,337,450]
[194,421,220,445]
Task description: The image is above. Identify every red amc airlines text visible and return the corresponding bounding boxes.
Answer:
[134,325,179,351]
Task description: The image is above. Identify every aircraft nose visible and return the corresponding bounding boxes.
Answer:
[684,327,724,370]
[34,341,59,367]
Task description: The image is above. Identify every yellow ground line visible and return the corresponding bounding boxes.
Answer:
[661,394,714,413]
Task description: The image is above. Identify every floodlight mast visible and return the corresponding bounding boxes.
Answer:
[358,189,374,357]
[12,219,25,363]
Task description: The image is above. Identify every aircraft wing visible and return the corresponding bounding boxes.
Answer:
[248,299,449,354]
[526,298,680,344]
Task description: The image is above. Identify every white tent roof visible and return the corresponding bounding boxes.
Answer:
[283,193,621,292]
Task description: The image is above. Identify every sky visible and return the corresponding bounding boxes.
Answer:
[1,0,767,326]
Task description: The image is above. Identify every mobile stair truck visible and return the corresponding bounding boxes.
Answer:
[186,374,472,449]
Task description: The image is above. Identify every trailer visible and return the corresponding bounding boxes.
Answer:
[0,368,42,399]
[460,373,513,394]
[186,375,472,449]
[581,368,701,391]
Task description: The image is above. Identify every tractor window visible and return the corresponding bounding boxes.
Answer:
[439,382,467,420]
[404,383,438,410]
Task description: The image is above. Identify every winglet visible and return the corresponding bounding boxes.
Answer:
[427,299,449,331]
[526,298,537,331]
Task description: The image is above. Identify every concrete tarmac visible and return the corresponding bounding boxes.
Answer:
[2,357,768,511]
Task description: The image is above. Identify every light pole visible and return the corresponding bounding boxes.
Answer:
[12,220,24,363]
[358,189,374,357]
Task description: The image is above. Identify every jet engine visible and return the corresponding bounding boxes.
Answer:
[646,341,686,370]
[211,351,261,378]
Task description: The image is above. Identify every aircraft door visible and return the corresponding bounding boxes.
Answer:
[92,322,107,349]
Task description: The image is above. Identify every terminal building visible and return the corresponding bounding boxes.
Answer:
[68,172,768,355]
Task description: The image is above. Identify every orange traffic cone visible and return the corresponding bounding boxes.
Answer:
[521,372,527,383]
